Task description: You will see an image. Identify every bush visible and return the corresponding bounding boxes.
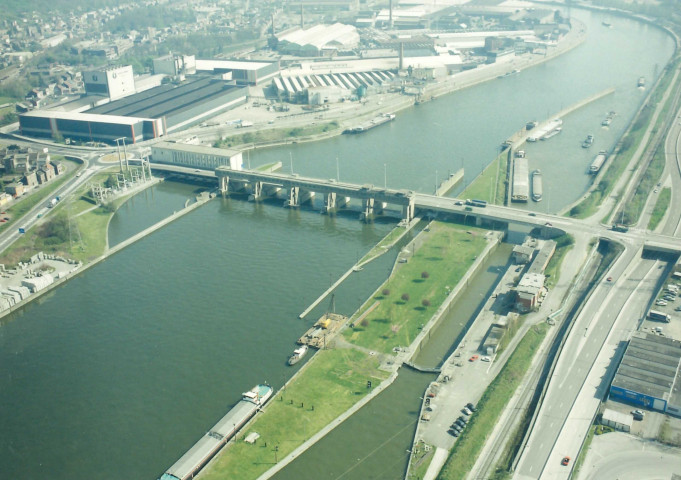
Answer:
[382,288,391,296]
[360,318,369,327]
[422,298,431,307]
[421,271,430,279]
[401,293,410,302]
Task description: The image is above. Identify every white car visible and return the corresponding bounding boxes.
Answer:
[481,356,491,362]
[656,300,668,306]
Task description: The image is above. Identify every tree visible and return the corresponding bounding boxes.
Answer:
[401,293,410,302]
[422,299,431,307]
[360,318,369,327]
[382,288,391,296]
[421,271,430,279]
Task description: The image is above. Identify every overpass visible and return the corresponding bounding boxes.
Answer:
[149,163,681,254]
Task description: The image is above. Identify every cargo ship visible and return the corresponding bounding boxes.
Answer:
[343,113,395,134]
[288,345,308,365]
[159,384,273,480]
[532,169,543,201]
[589,150,608,174]
[527,118,563,142]
[511,156,529,202]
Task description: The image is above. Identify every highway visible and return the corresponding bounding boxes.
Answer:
[514,251,662,479]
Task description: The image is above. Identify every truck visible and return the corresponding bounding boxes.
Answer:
[466,199,488,208]
[47,198,57,208]
[611,223,629,233]
[648,309,671,323]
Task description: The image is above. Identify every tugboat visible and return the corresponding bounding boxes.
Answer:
[582,134,594,148]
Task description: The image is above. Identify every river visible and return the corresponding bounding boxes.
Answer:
[0,8,674,480]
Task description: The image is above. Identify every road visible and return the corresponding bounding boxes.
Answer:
[514,252,663,479]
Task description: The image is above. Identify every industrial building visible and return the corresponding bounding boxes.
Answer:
[19,110,163,144]
[151,142,243,171]
[20,75,248,144]
[83,65,135,101]
[273,69,395,102]
[276,23,360,56]
[194,59,280,85]
[609,332,681,417]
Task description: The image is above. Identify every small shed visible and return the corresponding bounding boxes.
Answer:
[601,408,632,433]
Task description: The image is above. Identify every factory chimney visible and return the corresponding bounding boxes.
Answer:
[399,42,404,70]
[300,4,304,29]
[271,14,275,36]
[389,0,394,28]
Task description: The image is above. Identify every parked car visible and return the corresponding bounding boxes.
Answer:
[448,429,459,437]
[458,415,469,423]
[466,403,477,412]
[469,355,479,362]
[481,356,491,362]
[455,419,466,428]
[462,407,472,415]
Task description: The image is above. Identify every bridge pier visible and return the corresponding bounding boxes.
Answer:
[287,186,300,207]
[323,192,337,215]
[402,199,415,223]
[362,198,375,222]
[219,175,229,194]
[248,181,264,201]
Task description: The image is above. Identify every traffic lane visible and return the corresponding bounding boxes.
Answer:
[516,248,644,477]
[542,258,659,479]
[0,165,100,253]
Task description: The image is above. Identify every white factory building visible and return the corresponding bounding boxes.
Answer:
[276,23,360,56]
[82,65,136,101]
[151,142,243,171]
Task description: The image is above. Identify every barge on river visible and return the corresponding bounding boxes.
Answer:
[532,169,543,201]
[159,384,272,480]
[343,113,395,134]
[527,118,563,142]
[298,312,347,349]
[511,156,529,202]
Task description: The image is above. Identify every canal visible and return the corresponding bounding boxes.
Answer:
[0,8,674,480]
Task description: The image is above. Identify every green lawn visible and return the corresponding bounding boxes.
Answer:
[544,234,574,288]
[344,221,489,353]
[201,348,388,480]
[648,187,671,230]
[437,323,549,480]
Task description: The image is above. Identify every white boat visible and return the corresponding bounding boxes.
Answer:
[242,384,273,405]
[287,345,308,365]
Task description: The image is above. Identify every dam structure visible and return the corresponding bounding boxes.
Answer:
[214,167,416,222]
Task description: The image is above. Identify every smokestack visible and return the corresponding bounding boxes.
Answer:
[399,42,404,70]
[389,0,393,28]
[300,4,304,29]
[271,14,275,36]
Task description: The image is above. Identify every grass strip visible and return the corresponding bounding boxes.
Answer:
[437,323,550,480]
[358,225,408,265]
[461,152,507,205]
[544,234,574,289]
[344,221,489,353]
[214,121,340,148]
[200,348,388,480]
[408,440,435,480]
[621,146,666,224]
[648,187,671,230]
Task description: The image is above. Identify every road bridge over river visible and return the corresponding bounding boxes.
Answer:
[151,163,681,255]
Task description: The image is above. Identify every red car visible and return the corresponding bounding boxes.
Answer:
[469,355,479,362]
[561,456,571,466]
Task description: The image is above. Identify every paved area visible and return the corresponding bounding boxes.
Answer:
[576,432,681,480]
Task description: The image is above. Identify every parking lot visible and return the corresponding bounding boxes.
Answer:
[642,277,681,340]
